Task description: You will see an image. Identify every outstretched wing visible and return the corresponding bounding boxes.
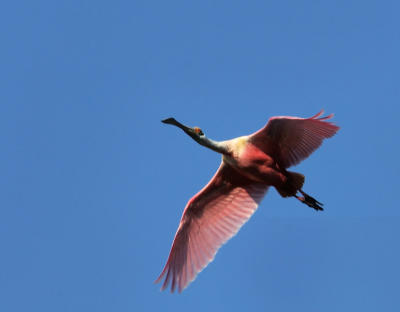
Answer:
[155,162,268,293]
[249,110,339,168]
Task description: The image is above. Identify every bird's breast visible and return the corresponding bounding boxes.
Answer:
[221,136,248,169]
[228,136,249,157]
[222,138,276,182]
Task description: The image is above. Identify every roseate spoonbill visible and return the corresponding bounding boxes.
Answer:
[156,110,339,293]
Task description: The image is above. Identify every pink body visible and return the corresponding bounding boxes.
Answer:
[156,110,339,292]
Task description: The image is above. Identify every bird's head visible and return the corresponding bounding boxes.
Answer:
[161,117,228,154]
[162,117,205,144]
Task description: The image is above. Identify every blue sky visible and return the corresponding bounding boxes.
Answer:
[1,1,400,311]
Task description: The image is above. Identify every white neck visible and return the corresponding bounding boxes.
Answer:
[197,137,230,155]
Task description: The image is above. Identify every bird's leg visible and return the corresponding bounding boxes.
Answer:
[295,189,324,211]
[276,171,305,198]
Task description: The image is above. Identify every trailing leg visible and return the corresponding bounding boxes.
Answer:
[295,189,324,211]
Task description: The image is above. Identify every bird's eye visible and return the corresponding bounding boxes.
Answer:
[194,127,204,136]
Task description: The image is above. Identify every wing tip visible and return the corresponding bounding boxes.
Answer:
[155,260,189,293]
[310,109,325,119]
[154,263,168,284]
[155,261,173,292]
[310,110,340,135]
[155,271,188,293]
[310,110,336,121]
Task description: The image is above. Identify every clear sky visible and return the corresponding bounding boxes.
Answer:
[1,1,400,311]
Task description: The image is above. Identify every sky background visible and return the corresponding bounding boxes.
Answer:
[1,1,400,311]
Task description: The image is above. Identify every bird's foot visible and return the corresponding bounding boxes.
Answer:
[295,190,324,211]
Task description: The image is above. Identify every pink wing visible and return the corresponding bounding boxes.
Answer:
[249,110,339,168]
[155,162,268,293]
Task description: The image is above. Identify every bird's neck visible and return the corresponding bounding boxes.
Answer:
[198,137,230,155]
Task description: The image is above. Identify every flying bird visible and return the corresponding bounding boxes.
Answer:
[156,110,339,293]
